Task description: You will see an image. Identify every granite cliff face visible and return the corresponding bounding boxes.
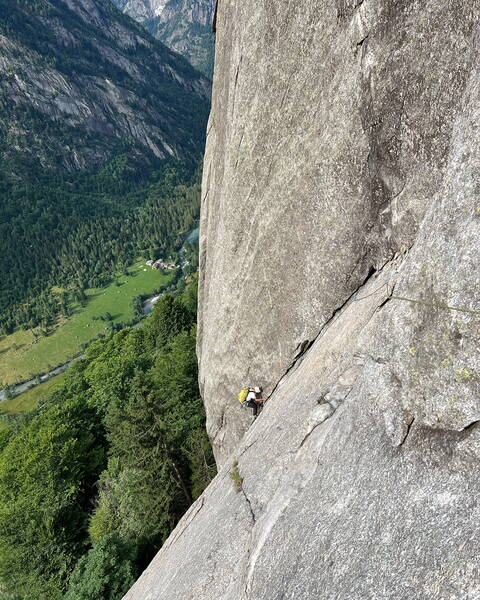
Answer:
[125,1,480,598]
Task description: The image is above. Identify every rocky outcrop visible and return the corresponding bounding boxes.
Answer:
[0,0,210,170]
[125,1,480,598]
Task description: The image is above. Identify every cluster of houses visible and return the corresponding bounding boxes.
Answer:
[146,259,178,271]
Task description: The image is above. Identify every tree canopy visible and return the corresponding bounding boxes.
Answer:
[0,281,216,599]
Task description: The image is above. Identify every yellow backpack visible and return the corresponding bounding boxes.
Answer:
[237,387,249,404]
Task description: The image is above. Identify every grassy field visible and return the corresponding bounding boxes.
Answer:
[0,372,67,416]
[0,263,171,386]
[0,373,67,431]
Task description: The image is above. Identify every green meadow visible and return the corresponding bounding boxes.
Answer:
[0,263,171,386]
[0,373,67,430]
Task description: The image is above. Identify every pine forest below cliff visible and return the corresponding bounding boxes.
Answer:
[0,281,216,600]
[0,2,216,598]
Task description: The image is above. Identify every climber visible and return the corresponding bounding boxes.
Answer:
[238,386,268,417]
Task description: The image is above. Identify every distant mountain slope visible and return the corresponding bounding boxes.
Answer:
[112,0,216,77]
[114,0,169,20]
[0,0,210,334]
[0,0,210,170]
[146,0,215,77]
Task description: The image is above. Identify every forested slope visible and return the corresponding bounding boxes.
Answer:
[0,0,210,334]
[0,282,216,600]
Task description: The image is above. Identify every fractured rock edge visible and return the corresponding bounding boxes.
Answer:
[124,227,479,598]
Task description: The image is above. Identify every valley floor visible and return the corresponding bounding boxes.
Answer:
[0,372,67,431]
[0,262,171,386]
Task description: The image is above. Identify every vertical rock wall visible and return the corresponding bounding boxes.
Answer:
[124,1,480,599]
[198,0,480,464]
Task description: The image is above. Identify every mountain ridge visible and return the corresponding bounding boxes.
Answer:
[0,0,210,334]
[113,0,169,21]
[0,0,210,170]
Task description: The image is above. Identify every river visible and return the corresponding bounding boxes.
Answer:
[142,225,199,315]
[185,226,199,244]
[0,355,84,403]
[142,294,162,316]
[1,293,162,403]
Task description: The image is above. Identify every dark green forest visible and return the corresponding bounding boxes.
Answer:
[0,1,214,598]
[0,0,210,335]
[0,158,202,334]
[0,281,216,600]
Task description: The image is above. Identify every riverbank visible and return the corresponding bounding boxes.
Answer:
[0,372,68,430]
[143,294,162,315]
[0,357,82,403]
[0,228,200,401]
[0,263,171,387]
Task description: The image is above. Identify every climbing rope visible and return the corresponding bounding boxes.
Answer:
[352,272,397,302]
[353,272,480,316]
[389,295,480,316]
[352,280,391,301]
